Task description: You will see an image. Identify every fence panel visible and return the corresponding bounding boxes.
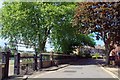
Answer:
[19,55,34,75]
[42,54,51,68]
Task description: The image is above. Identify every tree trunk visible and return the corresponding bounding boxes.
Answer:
[104,44,110,65]
[101,31,110,65]
[34,48,38,71]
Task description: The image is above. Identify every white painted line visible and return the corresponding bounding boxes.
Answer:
[100,66,120,80]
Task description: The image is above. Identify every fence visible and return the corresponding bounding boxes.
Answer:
[14,53,76,75]
[0,51,77,78]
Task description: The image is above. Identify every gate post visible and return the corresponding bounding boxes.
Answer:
[50,52,53,66]
[2,51,10,79]
[2,52,5,63]
[5,52,10,78]
[39,54,43,69]
[33,54,38,71]
[1,52,6,79]
[14,53,20,75]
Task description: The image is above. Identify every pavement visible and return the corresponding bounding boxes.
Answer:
[7,64,69,80]
[106,67,119,75]
[27,64,69,78]
[98,64,120,79]
[96,59,120,79]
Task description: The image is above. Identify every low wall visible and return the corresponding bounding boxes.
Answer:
[38,59,73,68]
[58,58,76,64]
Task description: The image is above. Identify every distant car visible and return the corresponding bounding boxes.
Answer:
[92,55,103,59]
[97,55,103,59]
[92,55,96,59]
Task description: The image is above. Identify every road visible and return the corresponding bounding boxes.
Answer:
[29,59,116,78]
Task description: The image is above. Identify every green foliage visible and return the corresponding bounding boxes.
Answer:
[50,3,76,53]
[1,2,46,53]
[0,2,77,53]
[0,2,95,54]
[49,3,96,54]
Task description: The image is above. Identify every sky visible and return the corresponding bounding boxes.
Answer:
[0,0,3,8]
[0,1,104,52]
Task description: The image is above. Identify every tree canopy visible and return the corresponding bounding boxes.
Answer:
[74,2,120,64]
[0,2,96,54]
[74,2,120,51]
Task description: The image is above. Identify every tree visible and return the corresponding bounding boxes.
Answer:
[0,2,77,54]
[50,3,96,54]
[0,2,47,54]
[74,2,120,64]
[0,2,96,55]
[50,3,76,53]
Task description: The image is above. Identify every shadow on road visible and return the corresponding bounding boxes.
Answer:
[69,59,105,65]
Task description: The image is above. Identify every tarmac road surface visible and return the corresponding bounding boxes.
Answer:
[29,59,117,78]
